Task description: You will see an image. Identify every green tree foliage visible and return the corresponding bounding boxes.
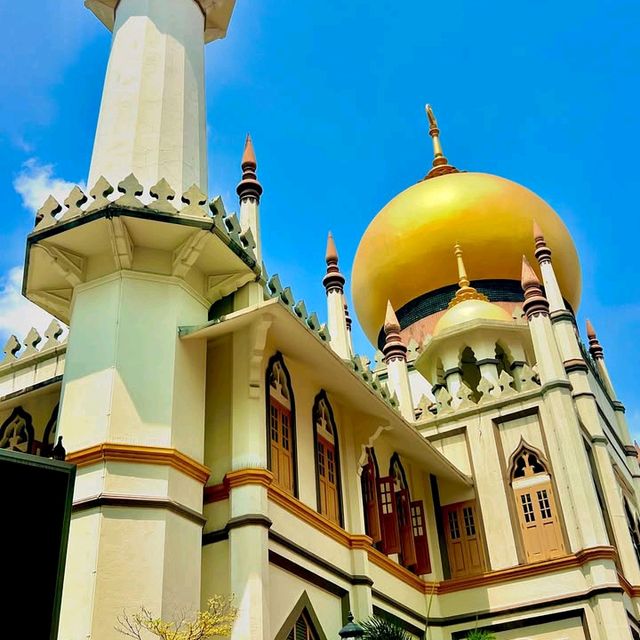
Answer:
[360,616,411,640]
[465,630,496,640]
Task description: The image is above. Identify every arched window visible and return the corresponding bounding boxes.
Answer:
[0,407,34,454]
[389,454,431,574]
[510,444,565,563]
[460,346,481,401]
[313,392,342,525]
[266,353,297,495]
[624,498,640,565]
[389,455,417,568]
[495,342,513,377]
[361,448,382,544]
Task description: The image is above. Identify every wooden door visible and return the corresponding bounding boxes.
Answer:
[514,477,565,562]
[269,398,293,493]
[442,501,484,578]
[411,500,431,575]
[362,456,381,543]
[317,436,339,523]
[397,488,417,567]
[377,476,400,554]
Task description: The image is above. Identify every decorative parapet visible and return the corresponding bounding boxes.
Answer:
[259,270,399,412]
[421,364,540,419]
[349,354,400,410]
[264,272,330,344]
[31,175,258,268]
[0,320,67,370]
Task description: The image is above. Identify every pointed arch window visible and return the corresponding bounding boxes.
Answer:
[510,444,565,563]
[624,498,640,565]
[313,392,343,525]
[0,407,34,454]
[388,454,432,574]
[267,354,297,495]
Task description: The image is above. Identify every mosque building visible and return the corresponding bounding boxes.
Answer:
[4,1,640,638]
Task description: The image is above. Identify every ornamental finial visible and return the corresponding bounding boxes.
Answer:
[586,319,604,359]
[423,104,459,180]
[448,242,488,307]
[323,231,345,294]
[521,255,550,319]
[382,300,407,363]
[236,133,263,202]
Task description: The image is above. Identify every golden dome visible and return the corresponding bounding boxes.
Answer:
[433,298,512,336]
[352,171,581,344]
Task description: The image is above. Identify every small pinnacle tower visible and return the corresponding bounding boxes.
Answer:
[382,301,413,420]
[521,255,550,320]
[532,221,566,313]
[586,319,604,360]
[237,134,263,266]
[323,233,351,359]
[448,243,489,307]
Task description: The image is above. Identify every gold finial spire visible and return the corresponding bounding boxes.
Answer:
[423,104,459,180]
[448,243,488,307]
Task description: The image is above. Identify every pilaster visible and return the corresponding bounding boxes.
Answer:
[522,257,609,551]
[228,323,271,639]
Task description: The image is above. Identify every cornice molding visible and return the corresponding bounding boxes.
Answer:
[67,443,210,484]
[73,493,206,525]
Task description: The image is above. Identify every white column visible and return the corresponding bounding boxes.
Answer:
[386,357,414,420]
[88,0,208,194]
[58,273,208,638]
[327,290,351,359]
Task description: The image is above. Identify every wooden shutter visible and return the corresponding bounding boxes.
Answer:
[362,459,381,543]
[514,479,565,562]
[377,476,400,554]
[397,488,417,567]
[411,500,431,575]
[317,436,339,523]
[269,398,294,494]
[442,501,484,578]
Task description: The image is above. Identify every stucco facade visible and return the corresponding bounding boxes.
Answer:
[3,2,639,639]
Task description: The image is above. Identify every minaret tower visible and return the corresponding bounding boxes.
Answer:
[86,0,236,193]
[21,2,250,638]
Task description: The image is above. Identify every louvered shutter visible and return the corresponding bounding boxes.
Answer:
[377,476,400,554]
[411,500,431,574]
[397,488,417,567]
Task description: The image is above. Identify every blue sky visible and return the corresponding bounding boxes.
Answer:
[1,1,638,432]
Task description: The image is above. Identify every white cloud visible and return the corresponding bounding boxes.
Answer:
[13,158,83,214]
[0,159,74,349]
[0,267,64,348]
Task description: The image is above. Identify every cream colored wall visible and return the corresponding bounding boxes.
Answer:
[60,272,207,453]
[269,564,343,639]
[204,336,232,484]
[58,271,209,639]
[202,540,230,604]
